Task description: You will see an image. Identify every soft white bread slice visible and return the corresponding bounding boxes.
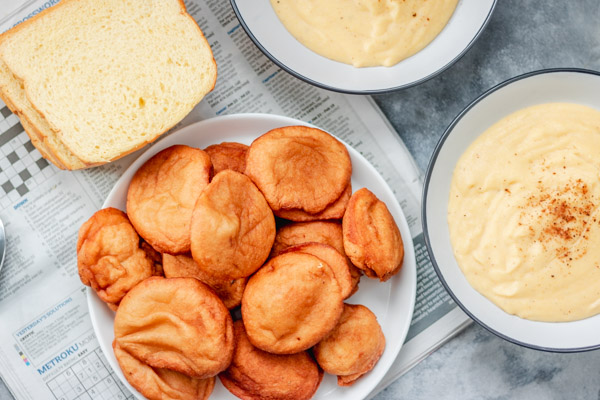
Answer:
[0,33,94,169]
[0,0,216,168]
[0,58,87,169]
[0,66,61,168]
[0,87,66,169]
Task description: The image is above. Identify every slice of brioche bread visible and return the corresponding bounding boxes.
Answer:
[0,58,88,169]
[0,34,76,169]
[0,83,65,169]
[0,0,216,168]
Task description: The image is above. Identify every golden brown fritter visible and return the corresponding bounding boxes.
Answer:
[270,220,345,258]
[281,243,353,299]
[313,303,385,386]
[190,170,275,280]
[348,262,363,297]
[219,321,323,400]
[127,145,212,254]
[77,207,155,309]
[162,253,246,309]
[204,141,248,175]
[242,252,343,354]
[343,188,404,281]
[245,126,352,214]
[140,239,164,277]
[114,277,233,379]
[274,183,352,221]
[271,220,362,296]
[114,342,215,400]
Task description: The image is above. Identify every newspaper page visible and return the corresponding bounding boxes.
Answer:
[0,0,469,399]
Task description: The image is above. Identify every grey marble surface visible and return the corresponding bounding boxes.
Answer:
[371,1,600,399]
[1,1,599,399]
[0,371,7,398]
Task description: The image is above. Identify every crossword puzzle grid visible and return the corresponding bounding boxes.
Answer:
[0,104,57,209]
[46,348,133,400]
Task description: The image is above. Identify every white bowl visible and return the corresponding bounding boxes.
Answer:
[88,113,417,399]
[230,0,496,94]
[423,68,600,352]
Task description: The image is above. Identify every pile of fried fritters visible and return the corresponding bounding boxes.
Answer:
[77,126,405,400]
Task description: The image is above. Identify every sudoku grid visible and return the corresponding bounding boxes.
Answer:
[46,348,132,400]
[0,104,57,209]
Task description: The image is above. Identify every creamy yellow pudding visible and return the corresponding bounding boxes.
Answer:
[448,103,600,322]
[270,0,459,67]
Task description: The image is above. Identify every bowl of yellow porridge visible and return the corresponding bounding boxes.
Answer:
[230,0,496,93]
[423,68,600,352]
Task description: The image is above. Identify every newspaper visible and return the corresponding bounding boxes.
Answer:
[0,0,470,399]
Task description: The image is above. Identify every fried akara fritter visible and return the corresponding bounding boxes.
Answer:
[245,125,351,214]
[271,220,346,258]
[114,277,233,379]
[191,170,275,280]
[274,183,352,222]
[314,303,385,386]
[343,188,404,281]
[77,207,155,310]
[280,242,354,299]
[162,253,246,309]
[76,126,407,399]
[114,342,215,400]
[127,145,212,254]
[203,141,248,175]
[242,252,343,354]
[219,320,322,400]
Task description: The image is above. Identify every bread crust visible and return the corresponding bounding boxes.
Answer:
[0,82,64,169]
[0,0,217,167]
[0,3,89,169]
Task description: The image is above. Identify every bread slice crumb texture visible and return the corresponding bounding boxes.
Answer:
[0,58,88,169]
[0,0,216,164]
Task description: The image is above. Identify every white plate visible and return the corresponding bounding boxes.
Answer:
[88,113,417,399]
[423,69,600,352]
[230,0,496,94]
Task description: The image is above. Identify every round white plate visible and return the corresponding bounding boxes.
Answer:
[423,68,600,352]
[230,0,496,94]
[88,113,417,399]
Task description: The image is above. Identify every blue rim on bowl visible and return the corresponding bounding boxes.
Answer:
[422,68,600,353]
[229,0,497,95]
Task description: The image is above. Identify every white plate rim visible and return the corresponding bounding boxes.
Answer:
[87,113,417,399]
[229,0,497,94]
[422,68,600,353]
